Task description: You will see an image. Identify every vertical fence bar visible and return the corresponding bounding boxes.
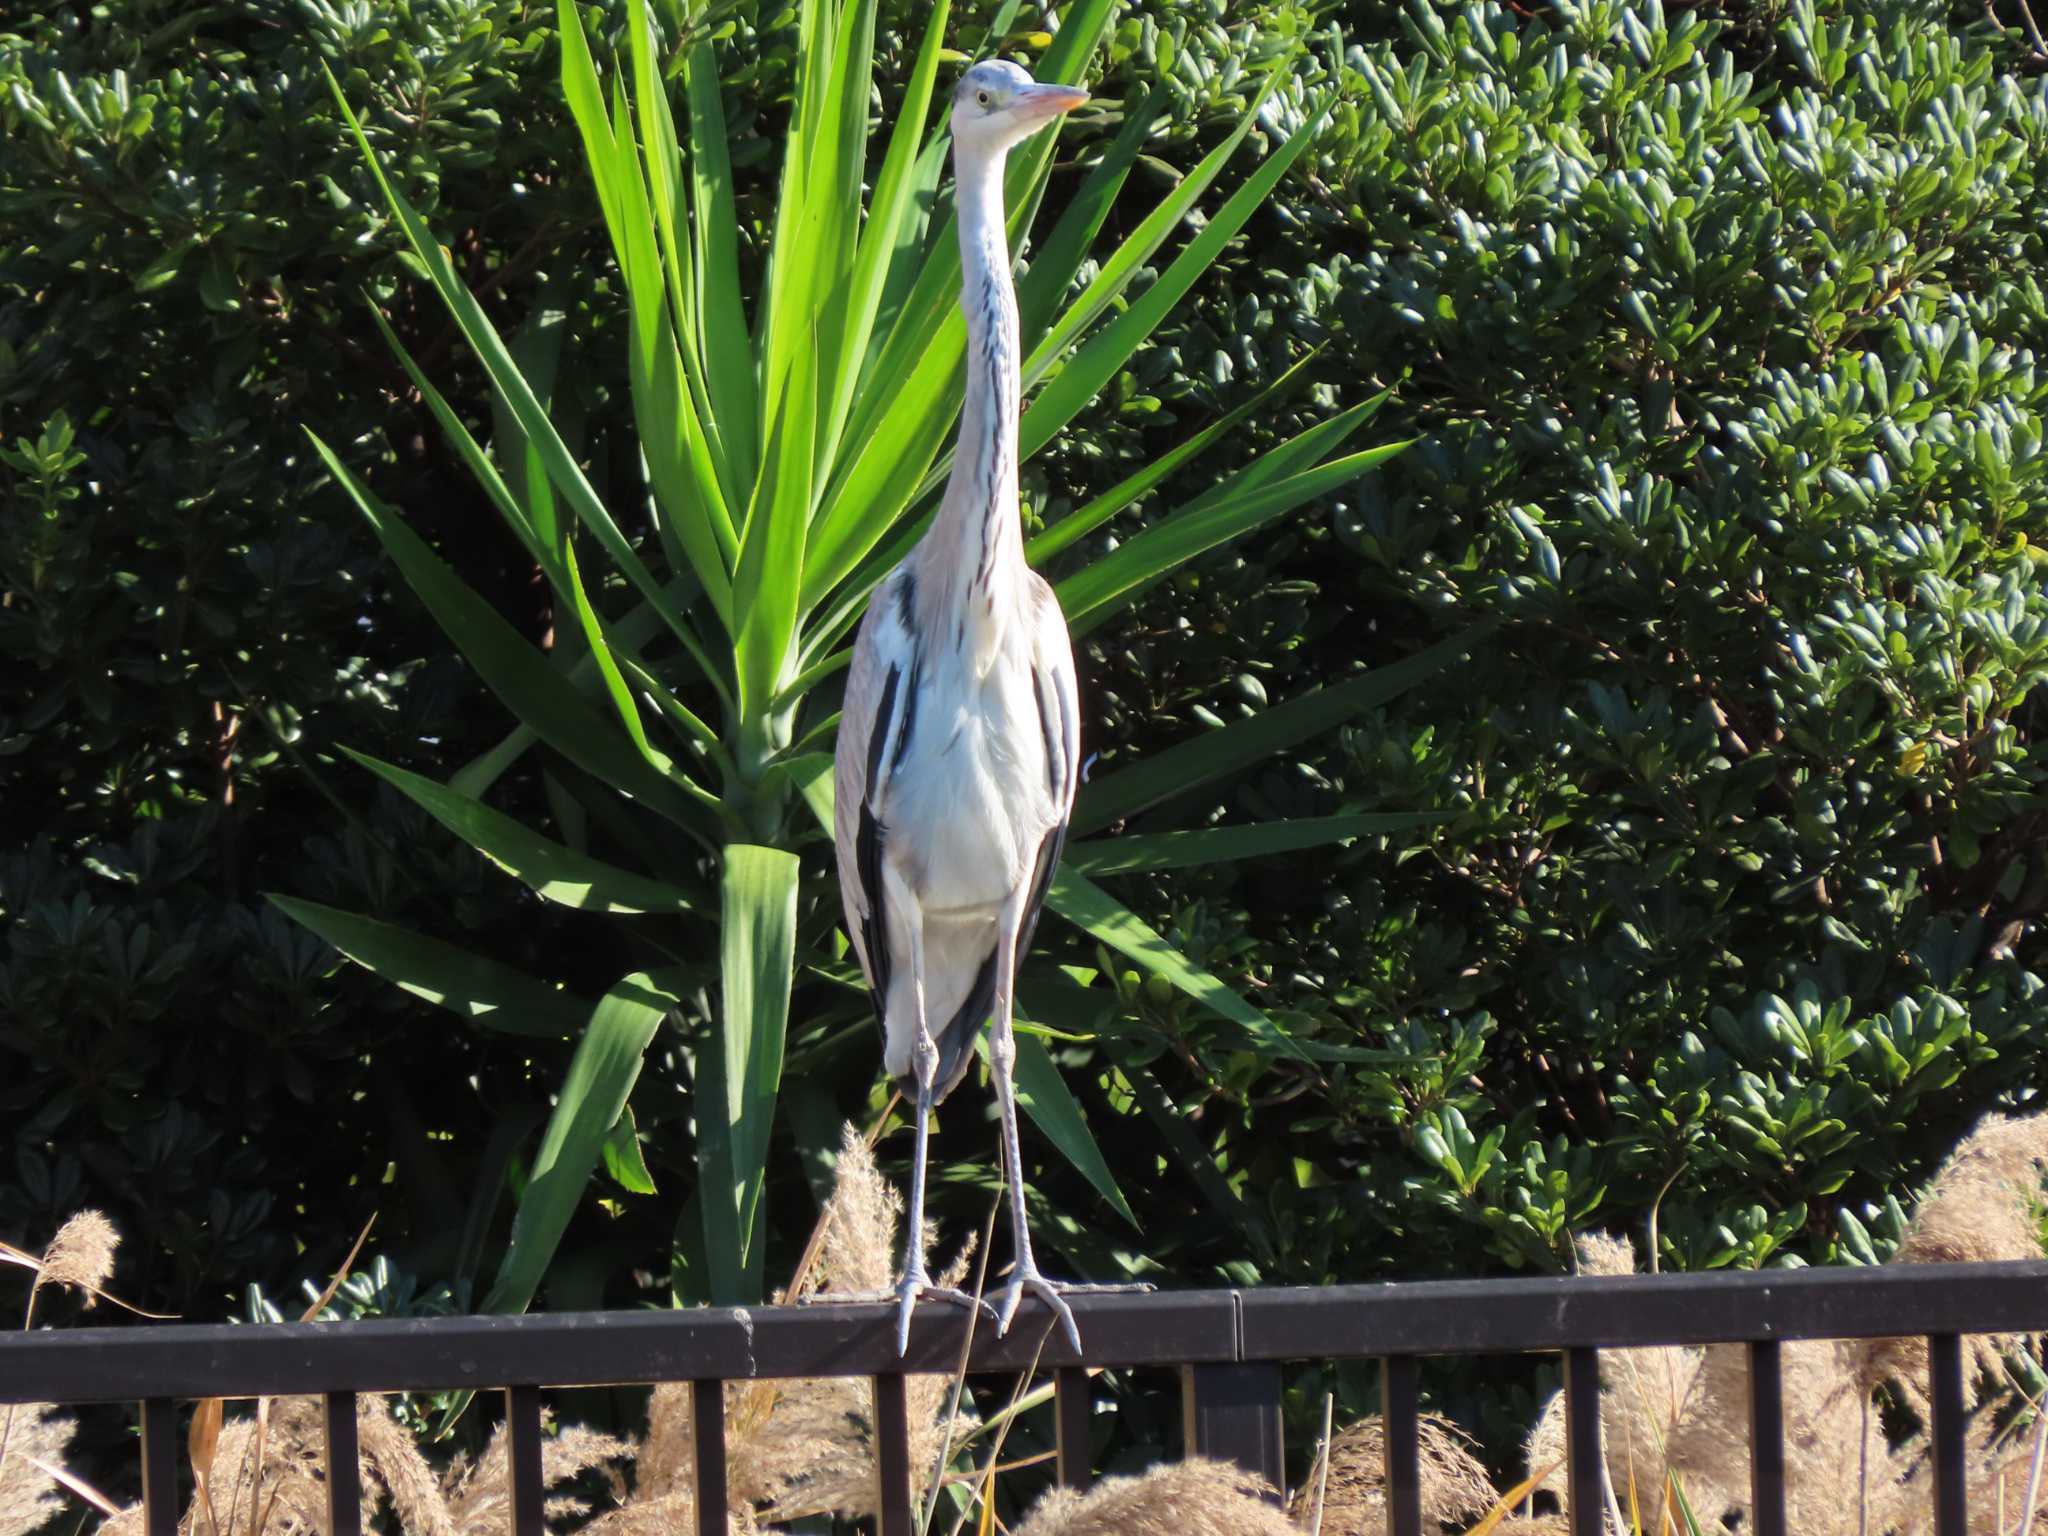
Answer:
[691,1380,727,1536]
[1055,1367,1092,1491]
[1746,1341,1786,1536]
[140,1398,178,1536]
[323,1392,361,1536]
[1381,1356,1423,1536]
[1181,1363,1286,1503]
[506,1384,544,1536]
[874,1374,913,1536]
[1928,1333,1967,1536]
[1562,1348,1604,1536]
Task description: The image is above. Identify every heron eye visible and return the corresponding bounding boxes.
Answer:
[976,89,991,106]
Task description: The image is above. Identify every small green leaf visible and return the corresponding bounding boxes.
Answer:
[603,1105,658,1195]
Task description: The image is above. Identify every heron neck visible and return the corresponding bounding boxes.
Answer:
[924,142,1025,624]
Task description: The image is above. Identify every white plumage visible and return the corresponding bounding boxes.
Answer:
[832,59,1095,1354]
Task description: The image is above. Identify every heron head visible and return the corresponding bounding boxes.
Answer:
[951,60,1088,157]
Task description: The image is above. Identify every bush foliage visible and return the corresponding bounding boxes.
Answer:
[3,0,2044,1472]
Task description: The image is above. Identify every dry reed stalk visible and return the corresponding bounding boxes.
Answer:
[1288,1412,1498,1535]
[1941,1400,2048,1535]
[1013,1458,1298,1536]
[0,1405,75,1536]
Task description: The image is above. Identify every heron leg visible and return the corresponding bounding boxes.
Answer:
[988,895,1150,1351]
[886,865,995,1355]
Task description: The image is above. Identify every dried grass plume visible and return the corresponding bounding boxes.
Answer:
[35,1211,119,1307]
[1015,1458,1297,1536]
[1849,1110,2048,1396]
[1292,1412,1496,1534]
[0,1404,76,1536]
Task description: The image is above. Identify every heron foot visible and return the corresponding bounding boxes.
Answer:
[996,1271,1154,1351]
[895,1272,999,1355]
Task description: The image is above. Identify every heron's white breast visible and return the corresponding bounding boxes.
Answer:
[882,646,1055,916]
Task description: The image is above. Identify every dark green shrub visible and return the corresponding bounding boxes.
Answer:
[0,0,593,1312]
[1055,0,2048,1309]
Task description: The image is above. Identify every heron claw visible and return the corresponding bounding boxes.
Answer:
[995,1270,1153,1352]
[894,1272,998,1355]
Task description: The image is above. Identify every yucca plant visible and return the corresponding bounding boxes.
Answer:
[277,0,1471,1312]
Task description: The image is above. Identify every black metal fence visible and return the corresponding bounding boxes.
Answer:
[9,1259,2048,1536]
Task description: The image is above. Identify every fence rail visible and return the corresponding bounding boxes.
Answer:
[10,1259,2048,1536]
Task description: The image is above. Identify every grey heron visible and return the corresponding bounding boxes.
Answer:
[833,59,1105,1355]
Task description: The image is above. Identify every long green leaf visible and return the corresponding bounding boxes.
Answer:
[480,971,677,1312]
[345,750,700,914]
[609,61,743,596]
[557,0,627,259]
[800,0,880,450]
[448,574,712,801]
[1042,871,1307,1060]
[628,0,739,516]
[490,272,570,558]
[327,64,733,631]
[372,295,724,751]
[683,36,757,479]
[817,0,950,475]
[1058,442,1410,634]
[366,304,556,576]
[1065,813,1451,876]
[1045,873,1406,1065]
[705,845,799,1303]
[1072,626,1493,835]
[733,327,814,715]
[267,895,583,1036]
[1023,355,1319,565]
[305,431,715,834]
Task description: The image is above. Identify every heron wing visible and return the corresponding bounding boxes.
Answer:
[833,566,920,1023]
[1018,575,1081,960]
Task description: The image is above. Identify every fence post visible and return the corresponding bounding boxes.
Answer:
[1928,1333,1967,1536]
[1181,1363,1285,1503]
[874,1374,914,1536]
[506,1384,544,1536]
[1381,1356,1423,1536]
[1562,1347,1604,1536]
[323,1391,361,1536]
[1746,1341,1785,1536]
[140,1398,178,1536]
[691,1380,728,1536]
[1055,1367,1092,1491]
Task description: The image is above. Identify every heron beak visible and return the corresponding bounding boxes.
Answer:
[1014,84,1090,121]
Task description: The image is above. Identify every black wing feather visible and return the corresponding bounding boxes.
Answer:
[854,665,903,1026]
